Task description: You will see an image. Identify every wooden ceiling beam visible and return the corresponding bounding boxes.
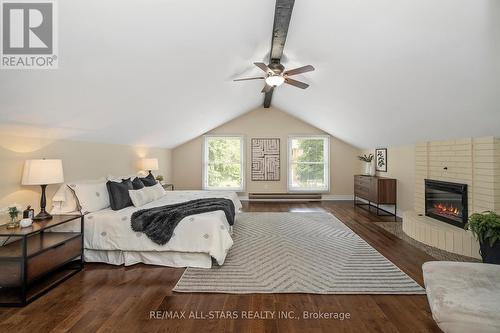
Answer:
[264,0,295,108]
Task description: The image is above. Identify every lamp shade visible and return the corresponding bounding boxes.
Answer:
[22,159,64,185]
[141,158,159,171]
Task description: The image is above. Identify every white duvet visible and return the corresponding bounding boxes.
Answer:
[55,191,241,265]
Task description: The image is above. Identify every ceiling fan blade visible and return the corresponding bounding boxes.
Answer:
[284,65,315,76]
[254,62,273,74]
[285,78,309,89]
[233,76,265,81]
[261,84,274,93]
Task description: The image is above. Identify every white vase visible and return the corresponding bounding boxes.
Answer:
[364,162,375,176]
[369,162,376,176]
[364,162,371,175]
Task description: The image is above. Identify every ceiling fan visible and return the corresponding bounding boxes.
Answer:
[234,62,315,93]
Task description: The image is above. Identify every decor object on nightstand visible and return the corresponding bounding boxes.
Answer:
[22,206,34,219]
[155,175,164,184]
[19,218,33,228]
[375,148,387,172]
[358,154,374,176]
[466,211,500,264]
[6,206,20,229]
[21,159,64,220]
[141,158,159,176]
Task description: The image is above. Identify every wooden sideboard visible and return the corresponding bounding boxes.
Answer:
[354,175,397,220]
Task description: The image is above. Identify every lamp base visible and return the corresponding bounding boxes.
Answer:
[33,210,52,220]
[33,184,52,220]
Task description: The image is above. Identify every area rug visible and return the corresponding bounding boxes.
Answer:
[174,212,426,294]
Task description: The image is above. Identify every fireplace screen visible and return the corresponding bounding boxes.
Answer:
[425,179,468,228]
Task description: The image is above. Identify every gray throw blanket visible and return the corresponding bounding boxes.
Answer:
[131,198,236,245]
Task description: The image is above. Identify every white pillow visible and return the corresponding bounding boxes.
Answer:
[129,183,166,207]
[51,185,78,214]
[150,183,167,199]
[67,182,110,214]
[51,177,106,214]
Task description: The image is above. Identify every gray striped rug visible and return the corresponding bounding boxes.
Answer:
[173,212,425,294]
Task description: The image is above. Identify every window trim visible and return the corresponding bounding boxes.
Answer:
[202,134,245,191]
[287,135,330,193]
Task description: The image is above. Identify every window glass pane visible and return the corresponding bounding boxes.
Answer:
[290,163,327,189]
[208,138,242,164]
[204,136,243,190]
[291,138,325,163]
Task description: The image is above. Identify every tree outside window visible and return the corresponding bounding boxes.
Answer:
[203,136,244,191]
[289,136,329,191]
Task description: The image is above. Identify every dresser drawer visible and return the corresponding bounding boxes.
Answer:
[27,236,81,283]
[354,184,370,195]
[355,176,371,186]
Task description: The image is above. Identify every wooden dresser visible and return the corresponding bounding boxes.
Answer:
[354,175,397,220]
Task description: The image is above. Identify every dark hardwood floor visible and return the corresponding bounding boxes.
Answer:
[0,201,441,333]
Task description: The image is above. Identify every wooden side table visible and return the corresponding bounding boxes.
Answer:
[162,183,174,191]
[0,215,84,307]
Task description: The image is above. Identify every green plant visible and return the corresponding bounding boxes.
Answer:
[466,211,500,247]
[358,154,374,163]
[8,206,19,221]
[155,175,164,182]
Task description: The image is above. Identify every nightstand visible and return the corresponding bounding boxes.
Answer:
[0,215,84,307]
[162,183,174,191]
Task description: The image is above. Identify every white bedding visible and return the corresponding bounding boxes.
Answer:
[54,191,242,267]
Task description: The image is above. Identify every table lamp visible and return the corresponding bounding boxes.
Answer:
[21,159,64,220]
[141,158,159,176]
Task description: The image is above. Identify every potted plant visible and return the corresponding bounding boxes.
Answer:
[7,206,20,229]
[466,211,500,264]
[358,154,375,176]
[155,175,164,185]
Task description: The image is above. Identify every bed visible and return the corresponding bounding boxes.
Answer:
[53,190,242,268]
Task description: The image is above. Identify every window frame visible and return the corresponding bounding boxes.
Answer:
[202,134,245,192]
[287,135,330,193]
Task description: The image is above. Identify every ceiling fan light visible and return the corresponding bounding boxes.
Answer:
[265,75,285,87]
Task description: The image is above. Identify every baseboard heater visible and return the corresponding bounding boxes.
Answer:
[248,193,322,201]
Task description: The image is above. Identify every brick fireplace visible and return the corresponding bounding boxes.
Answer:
[403,136,500,259]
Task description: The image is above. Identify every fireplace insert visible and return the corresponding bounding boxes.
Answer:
[425,179,468,228]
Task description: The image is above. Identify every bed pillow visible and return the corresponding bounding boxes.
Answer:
[139,173,157,187]
[129,187,154,207]
[51,178,106,214]
[129,183,166,207]
[67,181,110,214]
[106,179,134,211]
[131,177,145,190]
[149,182,167,199]
[51,184,79,214]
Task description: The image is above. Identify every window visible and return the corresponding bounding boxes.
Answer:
[203,135,245,191]
[288,136,330,192]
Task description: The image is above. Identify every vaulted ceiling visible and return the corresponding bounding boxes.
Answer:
[1,0,499,149]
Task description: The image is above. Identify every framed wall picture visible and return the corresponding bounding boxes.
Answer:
[375,148,387,172]
[251,138,280,181]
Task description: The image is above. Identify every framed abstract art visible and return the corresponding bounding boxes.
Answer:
[251,138,280,181]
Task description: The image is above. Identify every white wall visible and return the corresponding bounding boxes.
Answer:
[0,134,172,224]
[173,107,362,197]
